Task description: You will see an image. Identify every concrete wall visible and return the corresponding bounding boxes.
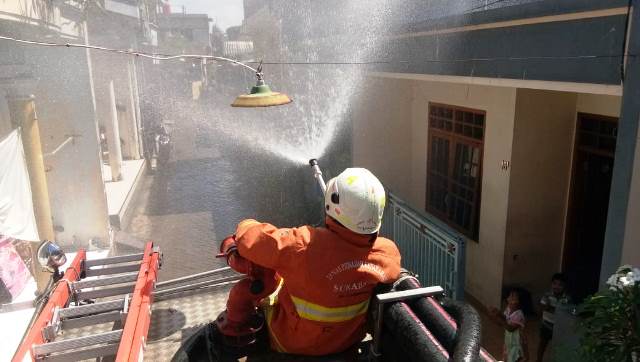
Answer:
[622,122,640,265]
[504,89,577,299]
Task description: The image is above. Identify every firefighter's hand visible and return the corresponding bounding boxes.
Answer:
[216,236,238,261]
[218,235,236,255]
[216,235,251,274]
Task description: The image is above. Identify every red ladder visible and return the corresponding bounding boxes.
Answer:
[12,242,161,362]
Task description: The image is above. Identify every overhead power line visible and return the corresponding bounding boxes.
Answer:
[0,35,259,73]
[464,0,513,14]
[0,34,635,68]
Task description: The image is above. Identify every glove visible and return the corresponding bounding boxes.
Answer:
[219,235,237,256]
[217,235,251,274]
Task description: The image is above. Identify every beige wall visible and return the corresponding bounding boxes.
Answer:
[356,75,517,307]
[504,89,577,299]
[576,94,621,117]
[411,81,517,307]
[356,74,632,307]
[352,77,413,200]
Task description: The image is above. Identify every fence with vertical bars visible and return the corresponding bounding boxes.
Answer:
[380,192,466,300]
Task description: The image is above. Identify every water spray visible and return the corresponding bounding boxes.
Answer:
[308,158,327,194]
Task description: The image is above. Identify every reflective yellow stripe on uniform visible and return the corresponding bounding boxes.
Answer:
[262,278,286,353]
[290,295,369,323]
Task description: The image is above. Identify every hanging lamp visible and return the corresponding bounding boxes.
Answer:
[231,63,292,107]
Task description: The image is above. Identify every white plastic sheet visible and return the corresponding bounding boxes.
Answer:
[0,129,39,241]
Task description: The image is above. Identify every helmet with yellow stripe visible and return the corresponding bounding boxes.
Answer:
[325,168,386,234]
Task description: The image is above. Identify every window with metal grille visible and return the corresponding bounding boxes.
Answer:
[426,103,485,240]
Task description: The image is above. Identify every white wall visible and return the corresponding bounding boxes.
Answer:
[92,52,141,160]
[29,46,110,247]
[0,0,80,38]
[0,44,110,247]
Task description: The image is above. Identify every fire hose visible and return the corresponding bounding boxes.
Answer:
[389,271,491,362]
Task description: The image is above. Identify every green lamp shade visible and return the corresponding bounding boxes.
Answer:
[232,83,292,107]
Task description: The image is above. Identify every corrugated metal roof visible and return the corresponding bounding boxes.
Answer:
[223,41,254,59]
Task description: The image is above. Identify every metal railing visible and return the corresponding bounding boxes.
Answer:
[380,192,466,300]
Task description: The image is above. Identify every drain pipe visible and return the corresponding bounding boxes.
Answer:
[308,159,327,194]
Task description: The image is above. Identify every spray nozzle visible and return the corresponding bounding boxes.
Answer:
[308,159,327,194]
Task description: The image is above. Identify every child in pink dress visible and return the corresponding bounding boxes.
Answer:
[490,289,528,362]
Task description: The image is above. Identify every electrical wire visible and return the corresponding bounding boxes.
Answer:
[0,34,259,73]
[0,34,635,67]
[463,0,513,14]
[255,54,632,66]
[620,0,634,80]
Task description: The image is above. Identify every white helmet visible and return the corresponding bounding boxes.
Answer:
[325,168,386,234]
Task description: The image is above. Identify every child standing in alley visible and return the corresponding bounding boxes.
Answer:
[536,273,570,362]
[490,288,529,362]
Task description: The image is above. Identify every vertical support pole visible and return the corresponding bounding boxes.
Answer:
[107,81,123,181]
[8,95,54,293]
[455,236,466,301]
[130,58,144,157]
[127,59,141,160]
[601,2,640,287]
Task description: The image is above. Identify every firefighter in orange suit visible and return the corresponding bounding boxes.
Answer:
[216,168,401,356]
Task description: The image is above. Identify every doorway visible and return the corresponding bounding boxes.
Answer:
[564,113,618,303]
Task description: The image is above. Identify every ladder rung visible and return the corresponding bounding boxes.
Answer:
[33,330,122,356]
[73,272,139,290]
[61,310,123,329]
[76,283,135,300]
[155,266,233,289]
[60,298,126,318]
[41,343,118,362]
[85,263,141,277]
[84,253,144,267]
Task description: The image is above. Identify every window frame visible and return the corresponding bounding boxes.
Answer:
[426,102,486,241]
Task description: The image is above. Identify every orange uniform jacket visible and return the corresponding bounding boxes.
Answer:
[235,217,401,356]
